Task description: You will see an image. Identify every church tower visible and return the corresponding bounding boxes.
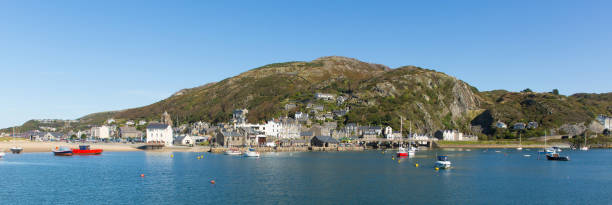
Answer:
[162,111,173,126]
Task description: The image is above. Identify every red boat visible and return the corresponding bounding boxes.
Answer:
[72,145,103,155]
[397,146,408,157]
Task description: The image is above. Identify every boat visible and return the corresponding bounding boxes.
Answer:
[224,148,242,155]
[243,148,260,157]
[0,151,5,159]
[72,145,103,155]
[546,150,570,161]
[10,147,23,154]
[53,146,73,156]
[580,132,589,151]
[397,146,408,157]
[10,127,23,154]
[434,156,451,169]
[408,146,416,155]
[538,133,555,154]
[516,133,523,150]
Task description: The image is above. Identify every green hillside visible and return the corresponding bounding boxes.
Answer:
[5,56,611,138]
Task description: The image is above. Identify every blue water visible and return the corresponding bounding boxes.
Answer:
[1,149,611,205]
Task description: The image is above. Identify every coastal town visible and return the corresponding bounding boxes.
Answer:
[2,93,611,152]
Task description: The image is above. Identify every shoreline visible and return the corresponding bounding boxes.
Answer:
[2,141,608,153]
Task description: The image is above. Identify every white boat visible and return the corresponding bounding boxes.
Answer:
[408,146,416,155]
[434,156,451,169]
[224,149,242,155]
[10,147,23,154]
[580,132,589,151]
[0,152,5,159]
[538,133,554,154]
[9,127,23,154]
[243,148,260,157]
[516,133,523,150]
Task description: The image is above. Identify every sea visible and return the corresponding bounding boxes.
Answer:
[1,148,611,205]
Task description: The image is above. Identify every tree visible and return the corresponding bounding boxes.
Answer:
[70,134,77,140]
[521,88,533,93]
[80,134,87,140]
[552,89,559,95]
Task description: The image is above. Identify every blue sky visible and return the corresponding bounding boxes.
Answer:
[1,0,610,128]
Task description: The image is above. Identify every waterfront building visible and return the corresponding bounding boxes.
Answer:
[434,130,477,141]
[138,120,147,126]
[344,123,359,135]
[119,126,142,139]
[174,135,194,145]
[311,136,339,147]
[146,123,173,146]
[216,131,244,147]
[300,131,315,141]
[279,118,301,139]
[42,132,64,141]
[125,120,135,126]
[263,119,281,137]
[91,125,111,139]
[361,130,378,139]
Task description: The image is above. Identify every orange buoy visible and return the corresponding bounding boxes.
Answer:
[210,180,215,184]
[140,174,145,177]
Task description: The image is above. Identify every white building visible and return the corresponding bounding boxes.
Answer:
[174,135,194,145]
[263,120,282,137]
[91,125,111,139]
[279,118,301,139]
[436,130,476,141]
[146,123,173,146]
[383,126,396,139]
[597,115,611,130]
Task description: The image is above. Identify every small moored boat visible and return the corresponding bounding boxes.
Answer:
[53,147,73,156]
[0,151,5,159]
[72,145,103,155]
[243,148,260,157]
[546,151,569,161]
[10,147,23,154]
[224,148,242,155]
[435,156,452,169]
[397,146,415,157]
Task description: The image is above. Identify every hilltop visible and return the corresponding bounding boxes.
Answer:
[4,56,611,138]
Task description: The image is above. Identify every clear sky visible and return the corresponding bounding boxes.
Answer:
[1,0,611,128]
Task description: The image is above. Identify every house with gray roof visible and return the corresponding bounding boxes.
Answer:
[311,136,339,147]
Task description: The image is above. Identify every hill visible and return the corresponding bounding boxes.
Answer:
[4,56,611,138]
